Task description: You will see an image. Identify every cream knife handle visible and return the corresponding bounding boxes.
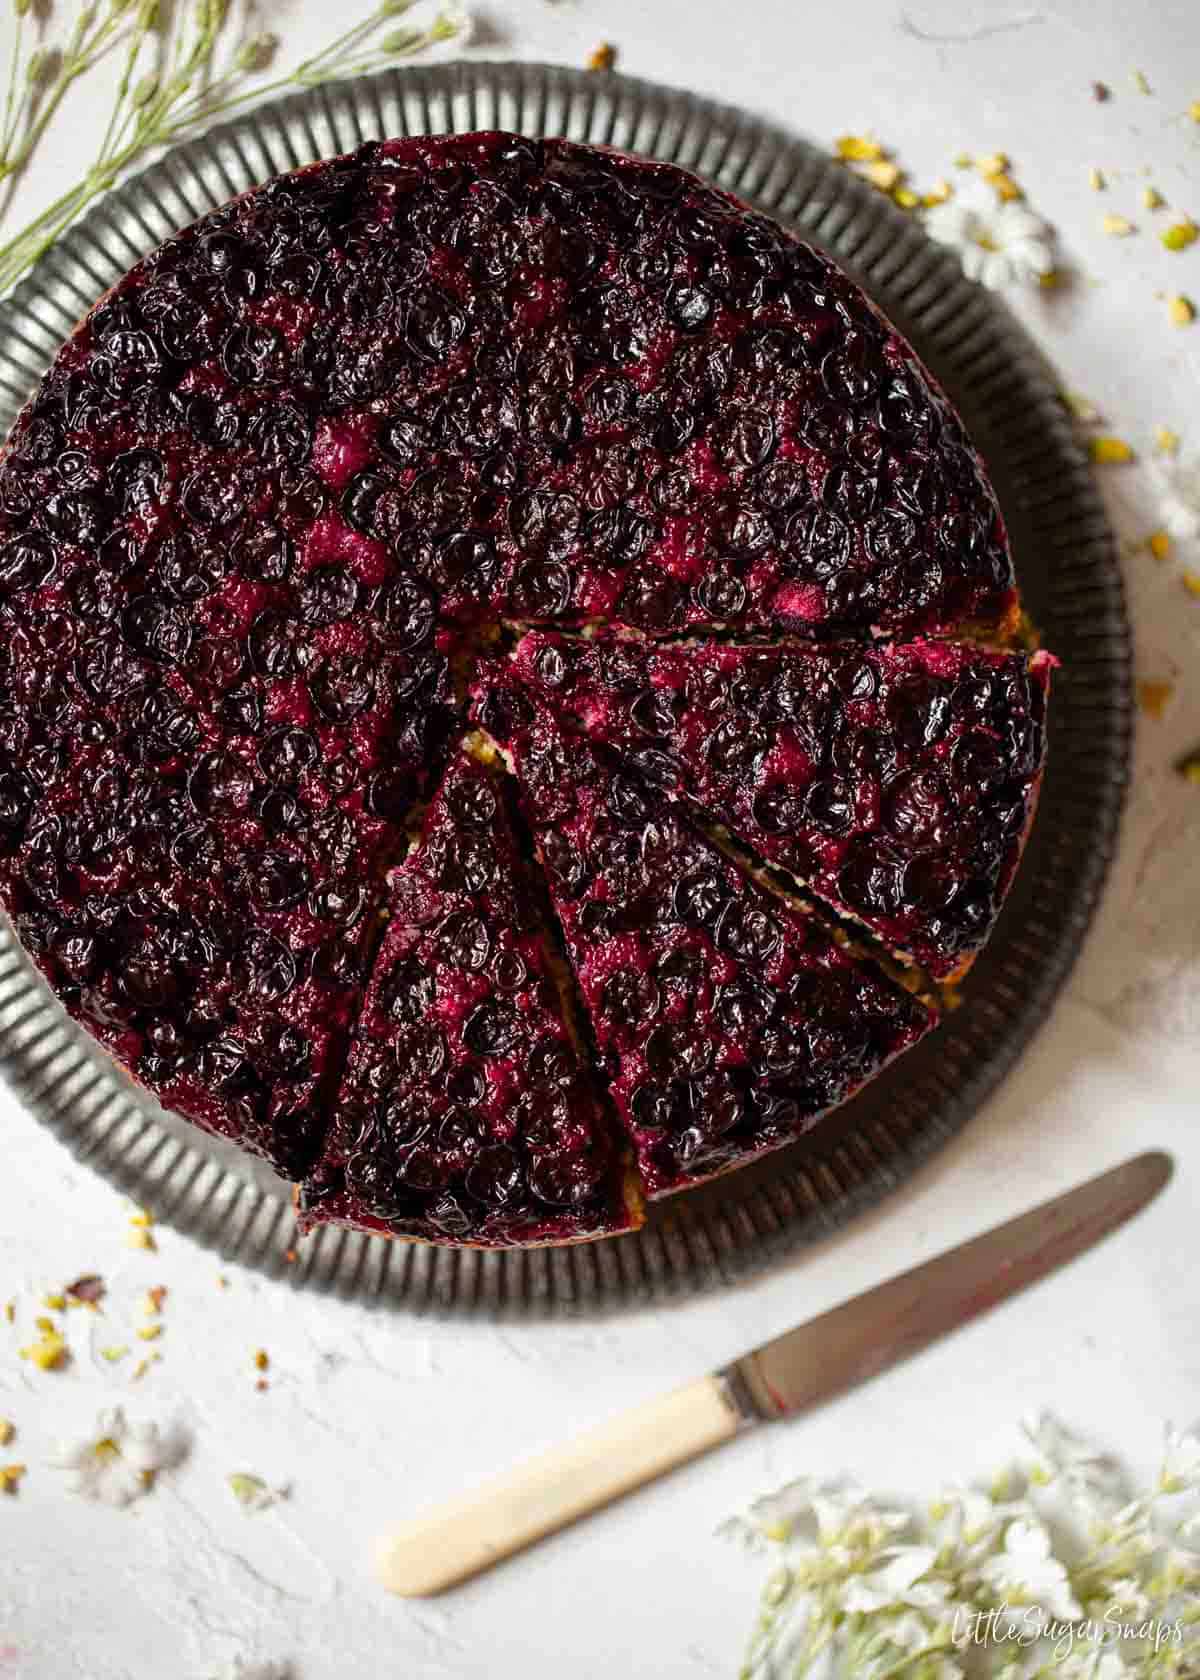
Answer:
[375,1374,743,1597]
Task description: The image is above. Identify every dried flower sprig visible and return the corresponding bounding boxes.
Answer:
[724,1415,1200,1679]
[0,0,471,299]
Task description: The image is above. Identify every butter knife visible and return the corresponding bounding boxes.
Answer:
[375,1150,1170,1596]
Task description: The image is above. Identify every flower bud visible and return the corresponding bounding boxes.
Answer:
[380,26,421,53]
[234,32,277,72]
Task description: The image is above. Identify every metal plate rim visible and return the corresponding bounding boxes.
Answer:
[0,59,1131,1317]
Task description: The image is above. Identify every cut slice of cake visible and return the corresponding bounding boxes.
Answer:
[475,689,935,1198]
[501,631,1052,979]
[0,593,454,1177]
[299,748,639,1245]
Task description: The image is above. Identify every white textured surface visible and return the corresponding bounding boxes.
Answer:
[1,4,1198,1676]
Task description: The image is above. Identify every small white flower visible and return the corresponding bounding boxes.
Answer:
[1158,1423,1200,1494]
[978,1516,1084,1621]
[1147,461,1200,545]
[1022,1412,1124,1509]
[841,1545,947,1614]
[924,182,1055,289]
[929,1483,1006,1558]
[50,1406,172,1506]
[744,1475,821,1542]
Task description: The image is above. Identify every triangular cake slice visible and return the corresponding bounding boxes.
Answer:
[474,688,935,1198]
[300,748,638,1245]
[502,631,1052,979]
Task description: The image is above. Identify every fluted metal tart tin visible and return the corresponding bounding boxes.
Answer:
[0,61,1130,1314]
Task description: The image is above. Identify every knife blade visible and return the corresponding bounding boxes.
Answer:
[375,1150,1170,1597]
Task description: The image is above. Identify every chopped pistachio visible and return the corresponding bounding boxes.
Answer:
[0,1420,13,1446]
[136,1324,162,1342]
[0,1464,26,1494]
[893,186,920,210]
[1154,426,1181,455]
[923,178,953,206]
[19,1327,67,1370]
[1162,219,1198,252]
[129,1208,154,1227]
[1143,186,1165,210]
[1168,294,1196,327]
[1088,436,1135,464]
[142,1286,167,1315]
[835,134,886,162]
[41,1293,66,1311]
[977,152,1010,176]
[126,1228,156,1252]
[1101,213,1135,236]
[585,41,615,72]
[131,1352,160,1381]
[99,1345,129,1363]
[989,172,1022,203]
[229,1471,271,1508]
[953,151,973,169]
[862,159,901,191]
[1137,680,1173,719]
[1089,168,1106,191]
[1148,530,1172,560]
[3,1301,12,1325]
[1132,69,1151,95]
[1190,100,1200,123]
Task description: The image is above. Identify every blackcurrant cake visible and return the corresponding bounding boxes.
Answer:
[0,130,1052,1246]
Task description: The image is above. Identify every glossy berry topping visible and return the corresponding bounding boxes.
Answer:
[300,753,634,1243]
[0,129,1045,1237]
[479,697,933,1197]
[501,632,1052,977]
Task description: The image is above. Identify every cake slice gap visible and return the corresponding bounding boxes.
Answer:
[298,743,640,1246]
[472,681,936,1200]
[497,629,1053,981]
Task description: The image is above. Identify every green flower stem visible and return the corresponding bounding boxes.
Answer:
[0,0,467,299]
[1,9,28,168]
